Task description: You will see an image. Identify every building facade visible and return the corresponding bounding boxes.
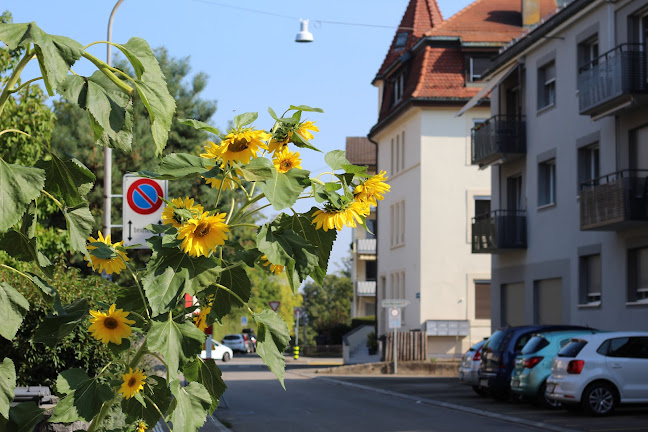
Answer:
[471,0,648,331]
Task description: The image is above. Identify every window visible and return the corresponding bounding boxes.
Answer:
[391,200,405,247]
[507,175,523,211]
[392,71,405,105]
[538,159,556,206]
[396,133,400,172]
[578,143,599,190]
[537,61,556,109]
[475,282,491,320]
[600,337,648,359]
[366,261,377,281]
[578,36,599,70]
[580,254,601,304]
[400,200,405,244]
[394,32,408,49]
[468,57,491,82]
[391,138,394,175]
[401,131,405,171]
[628,247,648,302]
[475,197,491,219]
[391,131,405,175]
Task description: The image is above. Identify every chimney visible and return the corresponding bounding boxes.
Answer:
[521,0,540,27]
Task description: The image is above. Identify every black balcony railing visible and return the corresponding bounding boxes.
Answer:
[578,43,648,116]
[471,115,526,167]
[471,210,527,253]
[580,169,648,230]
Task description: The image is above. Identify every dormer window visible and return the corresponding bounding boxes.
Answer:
[395,32,408,50]
[468,56,492,82]
[392,71,406,105]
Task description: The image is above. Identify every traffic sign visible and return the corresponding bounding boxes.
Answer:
[123,174,168,248]
[294,306,303,318]
[269,301,280,312]
[381,299,410,308]
[241,316,248,326]
[388,307,401,329]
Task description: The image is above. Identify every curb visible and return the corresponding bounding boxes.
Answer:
[205,414,229,432]
[306,374,582,432]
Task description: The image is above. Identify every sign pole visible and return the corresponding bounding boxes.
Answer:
[294,312,300,360]
[206,334,212,359]
[393,327,397,374]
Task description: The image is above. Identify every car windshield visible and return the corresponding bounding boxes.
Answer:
[557,339,587,357]
[521,335,549,355]
[224,336,240,341]
[484,330,505,351]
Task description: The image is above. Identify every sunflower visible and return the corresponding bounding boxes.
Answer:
[178,212,230,257]
[312,201,371,231]
[161,197,204,228]
[272,147,302,173]
[193,305,211,332]
[268,136,290,154]
[200,128,271,168]
[354,171,391,206]
[261,255,285,275]
[119,368,146,400]
[295,120,318,141]
[85,231,129,275]
[136,421,147,432]
[88,304,135,345]
[205,175,238,191]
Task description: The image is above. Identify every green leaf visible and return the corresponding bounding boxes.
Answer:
[0,358,16,419]
[177,118,222,136]
[0,283,29,341]
[122,375,171,426]
[254,309,290,388]
[35,153,95,207]
[259,168,310,211]
[33,299,88,347]
[6,402,44,432]
[207,266,251,321]
[277,208,337,286]
[139,153,212,180]
[0,23,83,95]
[233,112,258,129]
[325,150,350,171]
[267,107,279,121]
[289,104,324,113]
[183,357,227,412]
[0,229,53,275]
[342,163,369,176]
[63,204,93,255]
[23,273,62,311]
[0,157,45,233]
[147,317,205,382]
[290,129,321,152]
[238,157,274,182]
[50,368,112,423]
[311,181,342,206]
[168,379,211,431]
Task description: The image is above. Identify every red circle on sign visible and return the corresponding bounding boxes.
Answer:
[126,179,164,215]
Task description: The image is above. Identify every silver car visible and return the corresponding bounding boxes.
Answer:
[458,339,487,396]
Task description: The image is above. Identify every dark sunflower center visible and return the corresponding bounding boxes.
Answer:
[196,222,211,237]
[128,377,137,387]
[228,138,249,152]
[104,317,118,329]
[281,160,292,169]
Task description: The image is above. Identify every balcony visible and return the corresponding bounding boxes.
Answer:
[578,44,648,117]
[472,210,527,253]
[471,115,526,167]
[580,170,648,231]
[356,281,376,296]
[354,238,376,257]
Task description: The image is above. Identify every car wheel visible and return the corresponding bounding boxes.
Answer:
[582,382,617,416]
[472,385,489,397]
[222,352,230,362]
[539,382,562,409]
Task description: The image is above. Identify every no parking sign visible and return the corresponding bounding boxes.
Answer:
[122,174,168,248]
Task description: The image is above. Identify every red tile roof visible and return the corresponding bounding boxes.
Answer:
[345,137,376,166]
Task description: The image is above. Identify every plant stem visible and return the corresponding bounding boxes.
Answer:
[225,198,236,225]
[9,76,43,94]
[148,352,169,371]
[128,338,149,370]
[214,167,230,209]
[126,263,151,320]
[144,394,173,432]
[229,223,259,229]
[0,264,30,280]
[41,190,63,210]
[81,52,133,95]
[214,283,253,315]
[229,193,265,224]
[87,395,118,432]
[0,49,35,117]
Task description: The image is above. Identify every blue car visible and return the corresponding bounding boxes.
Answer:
[510,329,600,406]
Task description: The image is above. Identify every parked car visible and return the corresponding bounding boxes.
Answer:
[458,339,488,396]
[479,325,592,399]
[200,339,233,362]
[546,331,648,416]
[510,329,600,406]
[222,334,252,353]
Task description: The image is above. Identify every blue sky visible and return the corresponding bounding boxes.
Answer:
[4,0,473,274]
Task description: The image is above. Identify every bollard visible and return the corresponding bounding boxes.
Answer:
[293,345,299,360]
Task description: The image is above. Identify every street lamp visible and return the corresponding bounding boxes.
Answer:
[295,19,314,43]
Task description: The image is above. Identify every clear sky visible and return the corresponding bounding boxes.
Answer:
[3,0,473,274]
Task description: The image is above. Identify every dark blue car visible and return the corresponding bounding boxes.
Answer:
[478,325,593,399]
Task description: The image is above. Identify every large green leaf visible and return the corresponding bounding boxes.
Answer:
[33,299,88,347]
[50,368,112,423]
[277,208,337,285]
[238,157,274,182]
[177,118,222,136]
[63,204,93,255]
[122,375,171,426]
[183,357,227,412]
[122,37,176,156]
[0,283,29,341]
[0,23,83,95]
[259,168,310,211]
[324,150,350,171]
[0,358,16,419]
[35,153,95,207]
[254,310,290,388]
[0,158,45,233]
[6,402,44,432]
[147,316,205,382]
[207,265,251,321]
[139,153,212,180]
[168,379,211,431]
[0,230,53,275]
[289,104,323,113]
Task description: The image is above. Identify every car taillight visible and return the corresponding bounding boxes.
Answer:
[473,348,482,362]
[523,356,543,369]
[567,360,584,374]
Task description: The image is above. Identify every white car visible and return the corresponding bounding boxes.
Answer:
[200,339,233,362]
[546,331,648,416]
[458,339,488,396]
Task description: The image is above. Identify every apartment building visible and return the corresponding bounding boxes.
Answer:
[369,0,557,356]
[469,0,648,331]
